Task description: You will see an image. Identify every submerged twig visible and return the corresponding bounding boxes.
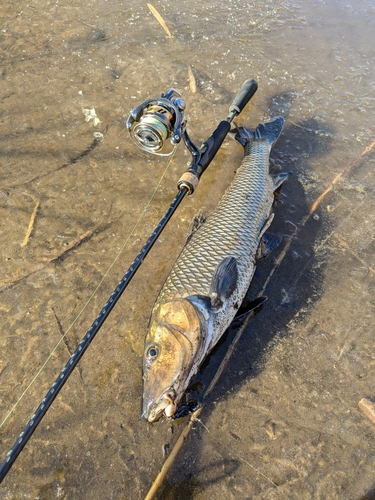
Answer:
[51,306,73,356]
[21,199,40,247]
[333,234,375,273]
[0,125,108,190]
[144,408,202,500]
[1,216,111,292]
[147,3,173,39]
[187,65,197,94]
[260,134,375,296]
[51,306,83,379]
[358,398,375,424]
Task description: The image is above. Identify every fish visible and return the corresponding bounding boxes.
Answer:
[142,116,288,422]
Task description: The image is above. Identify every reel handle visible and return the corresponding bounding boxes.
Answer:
[229,79,258,115]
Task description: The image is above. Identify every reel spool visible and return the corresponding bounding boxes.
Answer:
[126,89,186,156]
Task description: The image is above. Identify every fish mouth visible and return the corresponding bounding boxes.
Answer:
[142,388,177,422]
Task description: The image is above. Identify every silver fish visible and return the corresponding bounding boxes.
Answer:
[142,117,287,422]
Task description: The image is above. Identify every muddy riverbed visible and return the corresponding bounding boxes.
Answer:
[1,0,375,498]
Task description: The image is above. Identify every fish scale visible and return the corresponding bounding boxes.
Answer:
[155,139,274,307]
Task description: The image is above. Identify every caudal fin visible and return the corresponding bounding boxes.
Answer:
[231,116,284,148]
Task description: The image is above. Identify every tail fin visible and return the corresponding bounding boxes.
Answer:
[230,116,284,148]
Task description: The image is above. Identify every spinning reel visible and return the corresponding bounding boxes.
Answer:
[126,79,258,195]
[126,89,188,156]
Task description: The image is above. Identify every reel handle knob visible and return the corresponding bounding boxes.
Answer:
[229,79,258,115]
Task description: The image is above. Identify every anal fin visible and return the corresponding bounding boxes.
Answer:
[257,233,282,260]
[259,213,274,239]
[271,172,288,190]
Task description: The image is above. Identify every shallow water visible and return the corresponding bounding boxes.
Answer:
[1,0,375,498]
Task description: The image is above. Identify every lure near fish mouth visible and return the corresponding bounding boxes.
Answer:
[142,117,287,422]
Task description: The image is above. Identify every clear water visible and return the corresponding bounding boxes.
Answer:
[1,0,375,498]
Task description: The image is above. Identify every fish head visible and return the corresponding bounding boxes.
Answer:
[142,298,202,422]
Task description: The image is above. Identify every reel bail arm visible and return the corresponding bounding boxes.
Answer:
[126,89,186,156]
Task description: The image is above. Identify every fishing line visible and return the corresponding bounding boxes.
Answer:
[0,150,176,431]
[0,78,258,483]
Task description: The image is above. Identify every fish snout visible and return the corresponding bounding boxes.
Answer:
[142,390,177,422]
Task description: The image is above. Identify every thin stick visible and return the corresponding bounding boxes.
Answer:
[21,199,40,247]
[147,3,173,39]
[358,398,375,425]
[188,65,197,94]
[333,234,375,273]
[260,135,375,296]
[1,218,110,292]
[205,312,257,398]
[0,125,108,190]
[144,407,202,500]
[51,306,73,356]
[51,306,83,379]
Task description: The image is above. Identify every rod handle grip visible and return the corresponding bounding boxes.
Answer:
[229,79,258,115]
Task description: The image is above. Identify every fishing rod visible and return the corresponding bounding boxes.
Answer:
[0,78,258,483]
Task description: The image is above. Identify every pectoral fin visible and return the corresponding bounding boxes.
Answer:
[210,256,239,308]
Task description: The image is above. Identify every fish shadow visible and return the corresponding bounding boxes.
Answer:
[361,486,375,500]
[156,91,336,498]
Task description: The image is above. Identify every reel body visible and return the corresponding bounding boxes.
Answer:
[126,89,187,156]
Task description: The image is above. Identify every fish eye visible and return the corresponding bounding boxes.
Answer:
[147,346,158,359]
